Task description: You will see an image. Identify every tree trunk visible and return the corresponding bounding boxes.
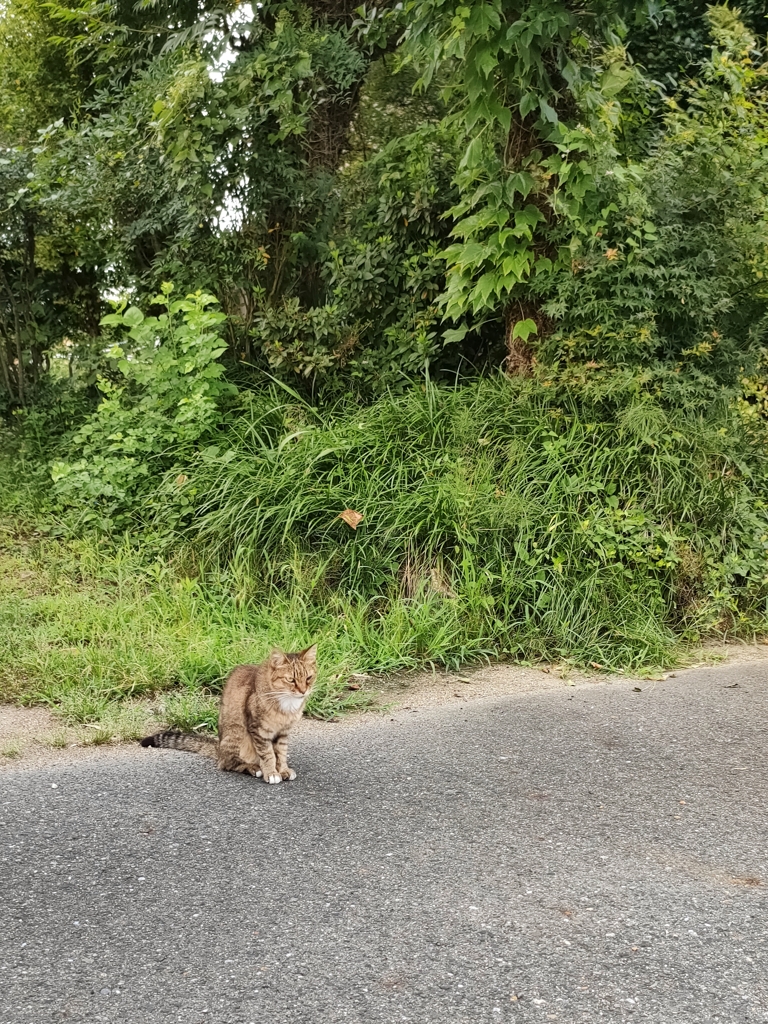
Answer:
[14,318,26,406]
[504,302,552,377]
[0,333,13,398]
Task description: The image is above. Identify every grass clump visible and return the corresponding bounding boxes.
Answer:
[182,375,768,666]
[2,374,767,731]
[0,541,373,726]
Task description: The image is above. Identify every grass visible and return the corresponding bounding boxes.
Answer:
[0,540,375,728]
[2,374,767,732]
[183,374,768,662]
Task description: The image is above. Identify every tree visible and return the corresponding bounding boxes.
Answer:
[1,0,766,413]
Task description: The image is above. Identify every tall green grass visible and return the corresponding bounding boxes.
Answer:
[0,541,373,725]
[2,374,767,730]
[181,374,768,665]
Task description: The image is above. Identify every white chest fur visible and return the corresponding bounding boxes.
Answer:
[277,693,307,714]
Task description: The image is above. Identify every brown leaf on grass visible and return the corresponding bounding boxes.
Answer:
[338,509,364,530]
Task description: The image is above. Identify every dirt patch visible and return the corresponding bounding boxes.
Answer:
[0,704,149,770]
[363,638,768,714]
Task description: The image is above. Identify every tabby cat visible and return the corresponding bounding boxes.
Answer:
[140,645,316,783]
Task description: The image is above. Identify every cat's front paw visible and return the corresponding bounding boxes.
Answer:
[280,768,297,781]
[265,773,282,784]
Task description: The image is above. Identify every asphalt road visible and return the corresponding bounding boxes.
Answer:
[1,662,767,1024]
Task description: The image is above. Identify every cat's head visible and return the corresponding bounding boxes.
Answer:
[269,644,317,695]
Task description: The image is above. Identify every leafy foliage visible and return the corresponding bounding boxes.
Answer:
[539,7,768,385]
[399,0,645,334]
[4,0,766,396]
[2,1,768,702]
[51,286,235,526]
[191,375,768,641]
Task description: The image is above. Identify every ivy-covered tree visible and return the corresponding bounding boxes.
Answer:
[1,0,767,413]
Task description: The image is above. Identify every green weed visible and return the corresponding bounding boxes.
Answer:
[0,541,375,726]
[160,690,219,733]
[2,375,767,731]
[182,375,768,665]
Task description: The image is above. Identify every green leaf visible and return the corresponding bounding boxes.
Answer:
[473,272,497,305]
[519,92,538,117]
[539,99,558,123]
[457,241,490,267]
[487,95,511,133]
[505,171,535,202]
[511,318,538,343]
[474,45,498,79]
[123,306,145,328]
[443,325,469,344]
[459,136,485,170]
[467,3,501,36]
[601,64,632,98]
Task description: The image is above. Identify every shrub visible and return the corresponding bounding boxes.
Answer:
[159,374,768,667]
[50,285,236,528]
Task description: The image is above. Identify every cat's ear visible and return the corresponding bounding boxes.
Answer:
[300,643,318,664]
[269,648,288,667]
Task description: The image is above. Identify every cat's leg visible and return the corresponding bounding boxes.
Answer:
[217,729,262,777]
[247,726,282,784]
[238,732,262,777]
[273,732,296,781]
[216,742,243,773]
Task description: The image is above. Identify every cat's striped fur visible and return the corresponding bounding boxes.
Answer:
[140,645,316,783]
[139,730,216,754]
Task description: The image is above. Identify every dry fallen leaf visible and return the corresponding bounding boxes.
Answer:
[605,247,619,260]
[338,509,364,530]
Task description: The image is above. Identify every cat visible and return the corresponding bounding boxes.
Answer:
[139,645,317,783]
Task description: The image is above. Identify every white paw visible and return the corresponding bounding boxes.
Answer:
[266,774,282,785]
[286,769,297,781]
[255,770,263,778]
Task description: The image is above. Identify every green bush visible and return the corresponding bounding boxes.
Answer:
[159,374,768,668]
[541,8,768,385]
[50,286,236,528]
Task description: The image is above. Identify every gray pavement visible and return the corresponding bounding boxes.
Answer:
[1,662,767,1023]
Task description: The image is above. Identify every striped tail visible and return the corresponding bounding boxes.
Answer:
[139,730,217,755]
